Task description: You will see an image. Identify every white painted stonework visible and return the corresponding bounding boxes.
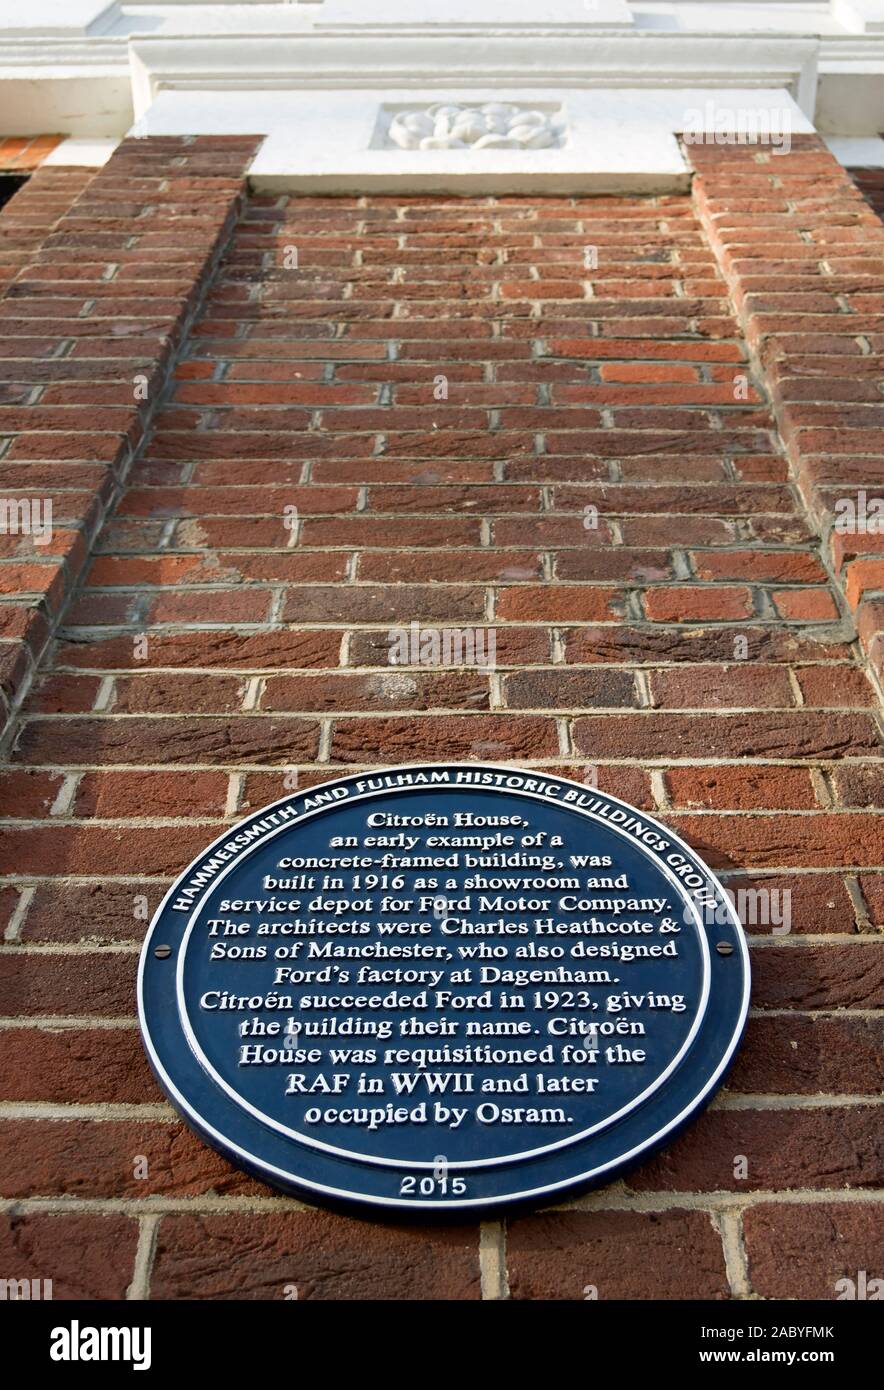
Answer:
[383,104,566,153]
[825,134,884,166]
[130,85,816,195]
[41,136,117,167]
[0,2,883,189]
[321,0,636,27]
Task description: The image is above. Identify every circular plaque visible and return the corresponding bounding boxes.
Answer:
[138,764,749,1212]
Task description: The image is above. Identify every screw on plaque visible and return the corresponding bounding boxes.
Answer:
[716,941,734,956]
[154,944,173,959]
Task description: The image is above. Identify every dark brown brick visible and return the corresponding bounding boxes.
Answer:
[507,1210,729,1300]
[743,1203,884,1299]
[0,1212,138,1299]
[151,1212,481,1300]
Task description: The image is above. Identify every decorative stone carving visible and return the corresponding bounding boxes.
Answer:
[386,102,565,151]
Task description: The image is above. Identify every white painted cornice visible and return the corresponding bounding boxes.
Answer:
[127,33,821,114]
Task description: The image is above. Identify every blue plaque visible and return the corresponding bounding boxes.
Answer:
[138,764,749,1212]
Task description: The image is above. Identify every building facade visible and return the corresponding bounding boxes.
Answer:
[0,0,882,1301]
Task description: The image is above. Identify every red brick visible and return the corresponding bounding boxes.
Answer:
[554,548,673,582]
[348,624,550,667]
[743,1203,884,1299]
[503,669,637,709]
[673,814,884,870]
[507,1210,729,1300]
[691,549,827,584]
[859,873,884,926]
[548,337,743,362]
[16,715,321,766]
[331,715,559,762]
[282,584,484,624]
[574,711,878,761]
[496,586,621,621]
[26,673,102,713]
[627,1106,883,1192]
[831,526,884,571]
[0,1120,257,1200]
[0,946,139,1016]
[845,558,884,609]
[720,871,856,935]
[262,671,489,712]
[151,1212,481,1300]
[0,768,65,816]
[0,823,213,879]
[751,943,884,1009]
[643,585,754,622]
[830,765,884,808]
[15,880,166,944]
[729,1015,884,1093]
[772,588,841,621]
[75,769,229,818]
[0,1213,138,1299]
[0,1028,157,1103]
[648,664,793,709]
[112,673,247,714]
[794,664,877,706]
[666,765,817,810]
[544,763,654,809]
[56,628,341,672]
[599,362,700,383]
[360,549,542,583]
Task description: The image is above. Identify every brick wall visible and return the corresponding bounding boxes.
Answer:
[0,137,260,738]
[690,137,884,686]
[0,136,880,1300]
[849,166,884,220]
